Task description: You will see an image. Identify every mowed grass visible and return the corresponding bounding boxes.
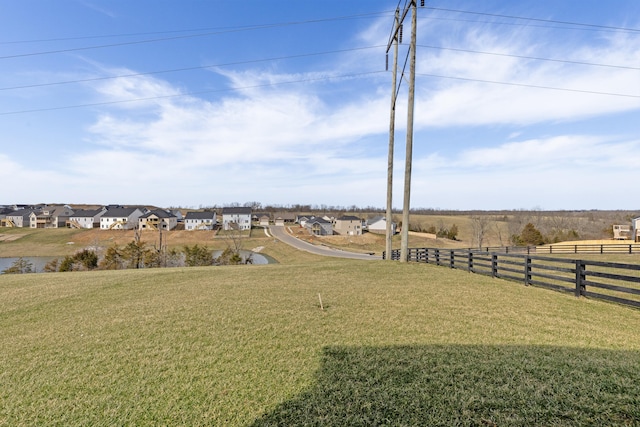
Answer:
[2,260,640,426]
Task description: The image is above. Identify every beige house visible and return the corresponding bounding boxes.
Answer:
[139,209,178,231]
[29,205,74,229]
[334,215,363,236]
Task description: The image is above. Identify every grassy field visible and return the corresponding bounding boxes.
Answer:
[2,260,640,425]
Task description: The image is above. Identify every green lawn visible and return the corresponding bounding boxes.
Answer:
[1,260,640,426]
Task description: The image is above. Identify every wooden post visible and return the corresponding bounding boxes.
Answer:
[524,256,531,286]
[575,260,586,297]
[491,254,498,278]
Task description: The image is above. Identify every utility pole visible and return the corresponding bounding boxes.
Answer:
[385,8,400,261]
[400,1,417,263]
[386,0,421,262]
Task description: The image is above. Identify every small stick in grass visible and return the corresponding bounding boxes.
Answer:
[318,293,324,310]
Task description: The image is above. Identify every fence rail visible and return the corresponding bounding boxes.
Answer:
[384,247,640,309]
[468,243,640,255]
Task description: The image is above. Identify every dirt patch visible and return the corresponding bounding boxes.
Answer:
[0,234,25,242]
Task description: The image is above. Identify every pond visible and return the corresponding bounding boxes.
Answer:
[0,251,275,273]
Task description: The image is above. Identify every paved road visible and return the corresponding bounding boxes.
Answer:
[267,225,381,260]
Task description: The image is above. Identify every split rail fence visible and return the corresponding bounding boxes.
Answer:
[384,246,640,309]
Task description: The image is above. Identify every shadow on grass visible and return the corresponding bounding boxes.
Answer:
[251,344,640,426]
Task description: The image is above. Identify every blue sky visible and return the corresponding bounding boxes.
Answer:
[1,1,639,210]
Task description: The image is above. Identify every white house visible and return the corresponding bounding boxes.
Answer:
[100,207,144,230]
[222,207,252,231]
[184,211,217,230]
[633,217,640,242]
[68,207,106,229]
[366,216,397,235]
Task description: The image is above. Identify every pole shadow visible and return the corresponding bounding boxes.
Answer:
[250,344,640,426]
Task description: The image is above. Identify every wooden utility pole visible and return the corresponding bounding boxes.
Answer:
[385,8,400,261]
[400,1,417,262]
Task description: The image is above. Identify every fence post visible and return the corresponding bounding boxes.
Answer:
[630,244,633,255]
[435,249,440,266]
[575,260,586,297]
[449,250,454,269]
[524,256,531,286]
[600,245,604,254]
[491,254,498,278]
[467,251,473,273]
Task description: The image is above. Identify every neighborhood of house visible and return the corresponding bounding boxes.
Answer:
[0,204,398,236]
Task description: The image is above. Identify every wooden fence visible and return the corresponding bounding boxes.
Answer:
[469,243,640,255]
[384,247,640,309]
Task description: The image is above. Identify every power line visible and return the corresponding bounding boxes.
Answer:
[0,71,387,116]
[0,11,393,60]
[427,6,640,33]
[417,44,640,71]
[0,45,385,91]
[416,72,640,99]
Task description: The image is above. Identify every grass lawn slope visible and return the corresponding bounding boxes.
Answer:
[1,260,640,425]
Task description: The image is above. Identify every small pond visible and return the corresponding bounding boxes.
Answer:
[0,250,275,273]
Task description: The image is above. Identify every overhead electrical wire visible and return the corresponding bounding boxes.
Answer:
[0,46,385,91]
[0,71,387,116]
[2,5,639,116]
[0,11,393,60]
[415,72,640,99]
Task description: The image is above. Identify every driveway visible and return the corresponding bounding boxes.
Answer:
[267,225,381,260]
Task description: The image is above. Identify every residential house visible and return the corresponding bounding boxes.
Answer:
[222,207,252,231]
[633,217,640,242]
[259,214,271,226]
[334,215,363,236]
[29,205,74,229]
[0,207,15,226]
[5,208,37,228]
[297,216,310,227]
[304,216,333,236]
[274,212,296,226]
[100,207,144,230]
[169,209,184,223]
[366,216,397,235]
[67,207,107,229]
[139,209,178,231]
[184,211,217,230]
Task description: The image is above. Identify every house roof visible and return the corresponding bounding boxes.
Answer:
[185,211,216,220]
[306,216,332,225]
[6,208,37,217]
[222,207,252,215]
[71,208,104,218]
[140,209,176,219]
[337,215,361,221]
[367,216,386,225]
[102,207,140,218]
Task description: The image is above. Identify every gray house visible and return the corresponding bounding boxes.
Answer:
[304,216,333,236]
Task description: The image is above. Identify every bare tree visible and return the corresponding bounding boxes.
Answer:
[470,215,492,248]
